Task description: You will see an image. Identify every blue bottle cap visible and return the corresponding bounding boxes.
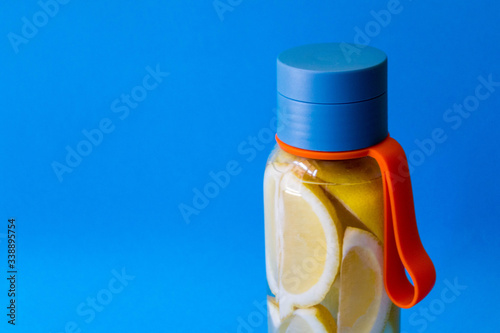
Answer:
[276,43,388,152]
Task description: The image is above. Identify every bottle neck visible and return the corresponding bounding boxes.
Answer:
[276,134,390,160]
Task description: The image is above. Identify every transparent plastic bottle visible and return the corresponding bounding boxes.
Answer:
[265,149,400,332]
[264,43,435,332]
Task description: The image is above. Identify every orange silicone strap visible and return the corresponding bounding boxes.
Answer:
[276,135,436,308]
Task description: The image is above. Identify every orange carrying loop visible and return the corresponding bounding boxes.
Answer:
[276,135,436,308]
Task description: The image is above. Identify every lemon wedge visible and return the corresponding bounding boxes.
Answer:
[308,158,384,241]
[278,171,342,319]
[264,163,286,296]
[323,178,384,241]
[284,305,337,333]
[337,227,390,333]
[268,296,337,333]
[275,150,384,241]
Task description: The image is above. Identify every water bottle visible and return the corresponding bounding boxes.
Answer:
[264,43,436,332]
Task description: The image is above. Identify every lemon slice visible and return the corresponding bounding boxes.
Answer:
[264,163,285,296]
[338,227,390,333]
[268,296,337,333]
[264,162,294,295]
[277,151,384,241]
[278,171,342,319]
[315,159,383,241]
[284,305,337,333]
[324,179,384,241]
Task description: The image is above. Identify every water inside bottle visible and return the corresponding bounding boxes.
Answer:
[264,147,400,332]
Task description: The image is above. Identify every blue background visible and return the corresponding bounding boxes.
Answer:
[1,0,499,332]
